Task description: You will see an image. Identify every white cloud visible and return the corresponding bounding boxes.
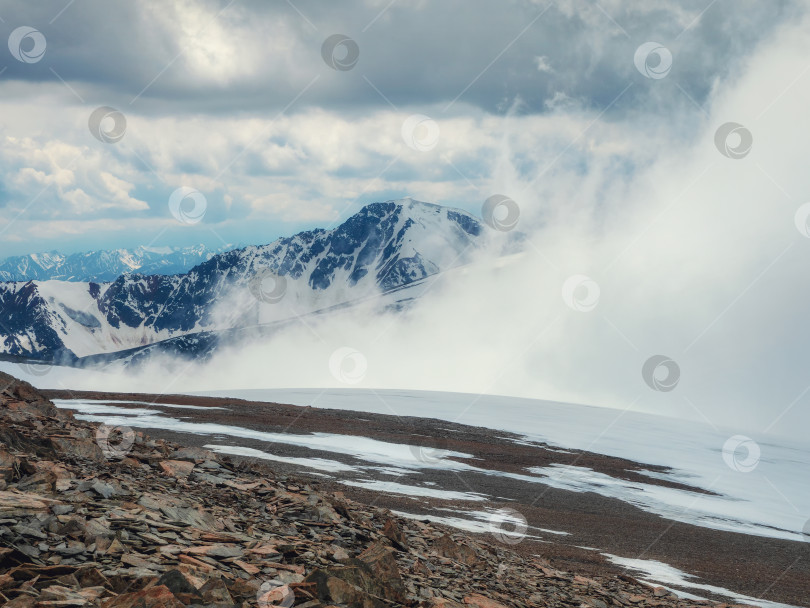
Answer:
[0,0,808,441]
[534,55,553,73]
[82,4,810,441]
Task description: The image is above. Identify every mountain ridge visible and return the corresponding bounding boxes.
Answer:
[0,244,232,282]
[0,199,489,362]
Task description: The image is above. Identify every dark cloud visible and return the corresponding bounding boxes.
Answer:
[0,0,799,117]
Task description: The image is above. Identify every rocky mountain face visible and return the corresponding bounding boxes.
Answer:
[0,199,486,362]
[0,372,749,608]
[0,245,229,283]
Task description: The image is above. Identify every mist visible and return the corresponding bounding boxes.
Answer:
[8,7,810,443]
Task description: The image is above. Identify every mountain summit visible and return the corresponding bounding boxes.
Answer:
[0,199,487,362]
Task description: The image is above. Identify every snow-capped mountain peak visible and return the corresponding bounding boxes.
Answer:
[0,244,230,283]
[0,199,490,362]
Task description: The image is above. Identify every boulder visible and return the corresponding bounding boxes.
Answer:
[158,460,194,478]
[0,490,61,517]
[382,517,408,550]
[167,447,217,464]
[101,585,184,608]
[357,541,407,602]
[305,569,386,608]
[433,535,479,566]
[463,594,511,608]
[50,437,105,462]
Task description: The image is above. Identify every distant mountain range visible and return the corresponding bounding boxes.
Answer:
[0,244,231,282]
[0,199,498,364]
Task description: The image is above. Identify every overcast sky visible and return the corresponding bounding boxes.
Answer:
[0,0,799,256]
[3,1,810,440]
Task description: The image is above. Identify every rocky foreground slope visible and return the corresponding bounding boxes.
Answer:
[0,372,754,608]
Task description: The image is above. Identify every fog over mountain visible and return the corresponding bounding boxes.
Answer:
[3,4,810,607]
[1,0,809,442]
[0,199,493,361]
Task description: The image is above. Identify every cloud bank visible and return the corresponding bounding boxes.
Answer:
[2,1,810,443]
[0,0,799,255]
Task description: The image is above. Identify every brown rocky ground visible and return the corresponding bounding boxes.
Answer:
[39,388,809,607]
[0,373,790,608]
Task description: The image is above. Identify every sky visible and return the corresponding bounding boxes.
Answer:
[0,0,800,257]
[3,0,810,440]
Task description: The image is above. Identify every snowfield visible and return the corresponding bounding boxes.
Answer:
[28,382,808,546]
[190,388,810,543]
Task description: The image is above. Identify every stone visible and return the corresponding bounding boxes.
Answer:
[430,599,467,608]
[16,470,57,492]
[158,460,194,479]
[233,559,260,574]
[91,481,116,499]
[199,578,233,604]
[0,490,60,516]
[168,447,216,464]
[463,594,511,608]
[155,569,201,600]
[305,570,385,608]
[50,437,105,462]
[100,585,184,608]
[433,535,479,566]
[4,596,37,608]
[184,544,244,558]
[382,518,408,550]
[357,542,407,602]
[0,449,19,481]
[158,505,218,529]
[38,583,96,604]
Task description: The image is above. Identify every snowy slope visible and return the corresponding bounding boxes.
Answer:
[189,387,810,544]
